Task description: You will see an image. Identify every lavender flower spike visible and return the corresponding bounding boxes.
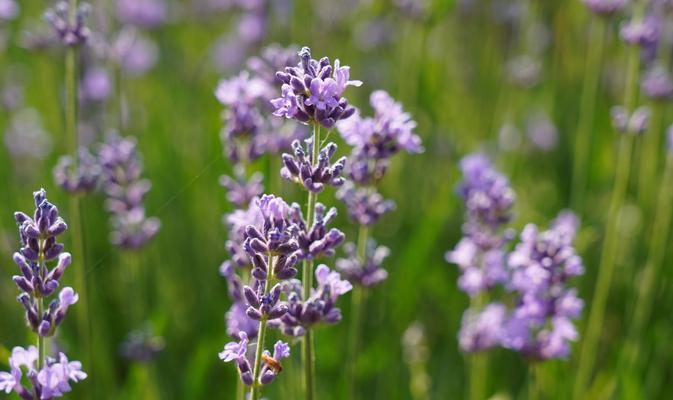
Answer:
[272,46,362,128]
[336,240,389,287]
[220,332,291,386]
[336,182,396,226]
[281,138,347,193]
[53,147,101,194]
[288,202,345,260]
[44,1,91,46]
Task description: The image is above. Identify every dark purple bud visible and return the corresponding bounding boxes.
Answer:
[252,267,268,280]
[243,286,260,308]
[47,220,67,236]
[13,276,33,293]
[268,304,288,319]
[260,370,277,385]
[275,267,298,280]
[246,307,263,320]
[38,320,51,337]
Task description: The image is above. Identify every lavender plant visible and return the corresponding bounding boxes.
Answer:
[0,189,87,399]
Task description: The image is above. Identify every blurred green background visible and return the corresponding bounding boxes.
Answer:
[1,0,673,398]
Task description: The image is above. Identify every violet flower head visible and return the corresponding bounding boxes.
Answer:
[458,303,506,352]
[247,44,300,88]
[259,341,291,385]
[224,199,264,268]
[0,0,18,21]
[620,15,660,47]
[336,240,389,287]
[278,265,352,337]
[338,90,422,158]
[219,332,290,386]
[53,147,101,194]
[526,112,558,152]
[117,0,167,28]
[220,171,264,208]
[446,237,508,297]
[98,135,161,250]
[582,0,627,16]
[336,182,396,226]
[610,105,650,135]
[44,1,90,46]
[242,195,300,281]
[110,29,159,77]
[641,65,673,101]
[272,46,362,128]
[281,138,347,193]
[0,346,87,399]
[287,202,345,260]
[503,212,584,360]
[119,326,165,363]
[225,301,259,340]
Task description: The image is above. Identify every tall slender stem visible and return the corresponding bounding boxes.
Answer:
[573,5,644,395]
[347,224,369,398]
[300,124,321,400]
[528,363,542,400]
[571,17,606,212]
[250,254,275,400]
[620,153,673,372]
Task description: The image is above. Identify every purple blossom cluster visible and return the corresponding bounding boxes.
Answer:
[336,240,389,288]
[337,90,422,185]
[97,135,161,250]
[219,333,290,386]
[0,347,87,400]
[52,148,101,194]
[1,190,87,398]
[44,1,91,47]
[641,65,673,101]
[281,139,347,193]
[272,47,362,128]
[582,0,627,16]
[117,0,167,28]
[610,105,650,135]
[276,265,353,337]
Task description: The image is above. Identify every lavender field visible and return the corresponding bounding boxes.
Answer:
[1,0,672,399]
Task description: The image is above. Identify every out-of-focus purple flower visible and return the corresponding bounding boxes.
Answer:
[210,34,248,73]
[98,135,161,250]
[336,182,396,226]
[641,65,673,101]
[0,0,18,21]
[0,346,86,399]
[281,139,347,193]
[506,55,542,89]
[446,238,508,296]
[278,265,352,336]
[53,147,101,194]
[620,16,660,47]
[272,46,362,129]
[44,1,90,46]
[458,303,506,352]
[287,202,345,260]
[336,240,389,287]
[225,301,259,340]
[354,19,395,51]
[110,29,159,76]
[119,326,165,363]
[4,108,52,160]
[220,171,264,208]
[611,105,650,134]
[503,212,584,360]
[526,112,558,152]
[394,0,429,20]
[237,12,266,43]
[223,199,264,268]
[498,122,522,151]
[1,82,23,112]
[247,44,300,88]
[117,0,167,28]
[80,67,111,103]
[582,0,627,16]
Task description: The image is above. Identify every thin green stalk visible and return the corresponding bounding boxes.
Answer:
[236,380,245,400]
[637,103,663,208]
[346,225,369,398]
[571,17,606,212]
[528,363,542,400]
[250,254,275,400]
[301,123,321,400]
[621,153,673,371]
[37,297,45,369]
[573,17,644,394]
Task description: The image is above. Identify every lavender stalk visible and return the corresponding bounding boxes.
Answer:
[573,3,645,398]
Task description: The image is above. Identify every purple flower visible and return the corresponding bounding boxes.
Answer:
[219,331,250,362]
[287,202,345,260]
[458,303,506,352]
[278,266,352,336]
[53,147,101,194]
[224,199,264,268]
[0,346,86,399]
[98,135,161,250]
[641,65,673,101]
[272,46,362,128]
[336,240,389,287]
[117,0,167,28]
[44,1,90,46]
[526,112,558,152]
[620,16,660,47]
[503,212,584,360]
[220,332,289,386]
[110,29,159,76]
[80,67,111,102]
[336,182,395,226]
[247,44,300,88]
[446,238,508,297]
[281,139,347,193]
[220,171,264,208]
[0,0,18,21]
[259,341,291,385]
[225,301,259,340]
[582,0,627,16]
[611,105,650,135]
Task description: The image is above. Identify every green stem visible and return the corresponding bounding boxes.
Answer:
[528,363,542,400]
[571,17,606,212]
[37,297,45,369]
[573,7,644,394]
[621,153,673,369]
[64,12,92,391]
[347,224,369,398]
[249,254,275,400]
[301,123,321,400]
